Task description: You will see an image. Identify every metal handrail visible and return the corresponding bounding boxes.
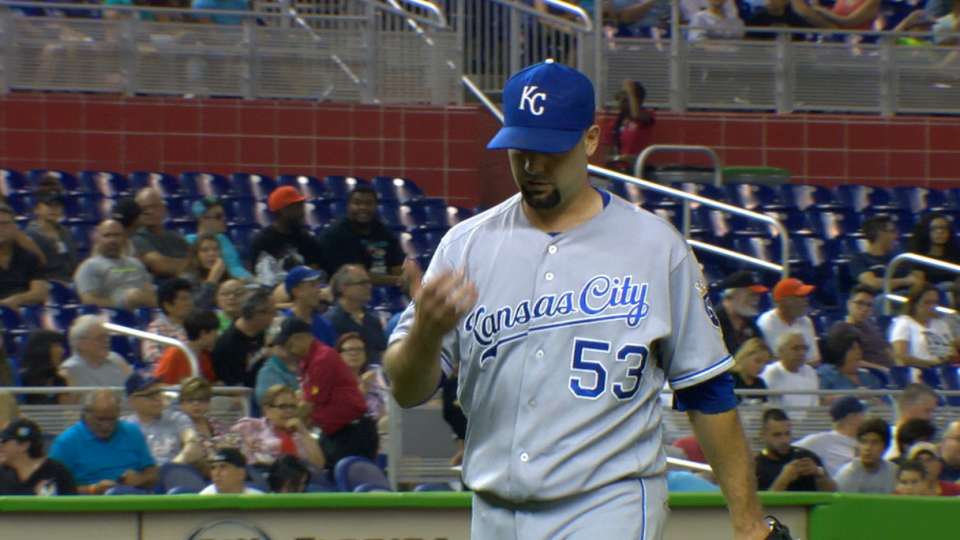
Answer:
[103,322,198,377]
[389,0,448,28]
[634,145,723,188]
[687,239,782,274]
[539,0,593,32]
[883,253,960,315]
[667,457,712,473]
[678,22,960,39]
[482,0,592,32]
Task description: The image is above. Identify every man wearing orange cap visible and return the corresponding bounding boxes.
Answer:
[757,277,820,364]
[250,186,327,289]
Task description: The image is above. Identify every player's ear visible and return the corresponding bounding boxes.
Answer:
[583,124,601,157]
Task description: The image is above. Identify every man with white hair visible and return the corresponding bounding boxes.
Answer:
[760,332,820,410]
[714,271,768,355]
[59,315,132,387]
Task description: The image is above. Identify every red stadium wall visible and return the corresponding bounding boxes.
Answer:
[2,92,960,208]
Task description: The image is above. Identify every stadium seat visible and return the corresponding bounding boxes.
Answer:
[180,172,232,198]
[63,194,110,222]
[306,198,346,227]
[46,306,78,331]
[372,176,424,203]
[130,171,179,197]
[78,171,130,198]
[402,228,446,257]
[413,483,453,492]
[6,192,33,215]
[446,206,475,227]
[377,200,404,231]
[938,365,960,406]
[726,183,786,211]
[277,175,326,199]
[334,456,389,492]
[305,469,338,493]
[228,224,259,261]
[28,169,79,193]
[401,198,448,229]
[164,196,193,221]
[231,173,277,201]
[0,305,25,331]
[833,185,898,213]
[0,169,28,196]
[322,176,369,199]
[159,463,207,494]
[888,366,912,389]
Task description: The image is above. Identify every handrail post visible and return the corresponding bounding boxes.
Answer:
[362,0,378,104]
[633,144,724,187]
[242,18,256,99]
[668,0,684,112]
[882,253,960,315]
[121,17,138,97]
[0,7,13,94]
[879,34,896,117]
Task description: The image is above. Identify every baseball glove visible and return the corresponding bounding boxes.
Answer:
[764,516,794,540]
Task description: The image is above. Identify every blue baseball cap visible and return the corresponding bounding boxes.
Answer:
[285,265,323,296]
[487,59,596,154]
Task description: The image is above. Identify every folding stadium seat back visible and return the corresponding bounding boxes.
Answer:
[726,183,785,211]
[277,175,326,199]
[231,173,276,201]
[323,176,369,199]
[334,456,390,492]
[372,176,423,203]
[164,196,193,221]
[130,172,179,197]
[833,185,889,213]
[29,169,79,193]
[632,186,678,209]
[223,197,258,225]
[446,205,475,227]
[377,200,404,231]
[68,223,95,254]
[401,198,448,229]
[6,192,33,215]
[64,193,110,222]
[180,172,232,198]
[0,169,28,196]
[862,208,914,237]
[159,463,207,493]
[682,183,728,209]
[228,224,259,261]
[47,281,80,306]
[922,188,951,212]
[78,171,130,198]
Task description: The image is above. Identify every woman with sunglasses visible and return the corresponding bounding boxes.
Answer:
[187,197,254,282]
[228,384,325,469]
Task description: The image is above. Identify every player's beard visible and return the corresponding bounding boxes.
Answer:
[521,185,562,209]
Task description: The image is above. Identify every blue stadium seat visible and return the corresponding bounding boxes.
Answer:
[682,183,729,206]
[306,198,346,227]
[46,306,78,331]
[726,183,786,211]
[888,366,912,389]
[334,456,389,492]
[19,305,44,329]
[164,196,193,221]
[323,176,369,199]
[413,483,453,492]
[228,224,259,261]
[938,365,960,406]
[63,194,110,222]
[0,169,28,196]
[159,463,207,494]
[223,197,258,225]
[180,172,232,198]
[371,286,406,312]
[405,227,446,256]
[377,200,404,231]
[446,205,475,227]
[68,223,95,254]
[278,175,326,199]
[28,169,79,193]
[78,171,130,198]
[833,185,898,213]
[231,173,276,201]
[372,176,423,203]
[401,198,448,229]
[6,192,33,215]
[130,171,179,197]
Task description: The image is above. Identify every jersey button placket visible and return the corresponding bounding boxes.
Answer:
[520,452,529,463]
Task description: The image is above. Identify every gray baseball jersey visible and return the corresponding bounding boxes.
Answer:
[390,191,732,503]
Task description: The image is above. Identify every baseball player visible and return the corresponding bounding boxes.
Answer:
[385,61,790,540]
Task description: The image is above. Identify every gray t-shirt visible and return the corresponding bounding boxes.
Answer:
[835,459,897,494]
[122,410,193,465]
[132,227,189,259]
[74,254,153,307]
[60,352,130,387]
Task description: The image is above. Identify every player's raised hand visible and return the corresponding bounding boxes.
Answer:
[413,268,478,342]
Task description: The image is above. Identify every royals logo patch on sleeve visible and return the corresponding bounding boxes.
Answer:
[695,279,721,330]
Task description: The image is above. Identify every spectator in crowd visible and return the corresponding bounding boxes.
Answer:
[606,80,656,163]
[933,1,960,45]
[250,186,326,290]
[267,455,310,494]
[25,192,77,283]
[110,197,141,254]
[33,172,64,196]
[255,317,309,405]
[834,417,896,494]
[892,419,938,466]
[906,442,960,496]
[0,419,76,495]
[755,408,836,492]
[50,390,157,495]
[212,288,274,387]
[230,384,325,468]
[940,420,960,481]
[215,279,247,331]
[744,0,810,39]
[74,219,157,309]
[793,0,881,31]
[0,203,49,309]
[0,392,18,430]
[611,0,671,38]
[192,0,251,25]
[715,271,768,355]
[847,215,916,295]
[320,185,405,287]
[154,309,220,384]
[142,278,193,366]
[817,327,885,399]
[18,330,70,405]
[927,0,956,19]
[895,460,934,495]
[177,377,232,464]
[133,188,191,279]
[60,315,133,387]
[325,265,386,364]
[283,266,336,346]
[758,278,820,364]
[186,197,253,281]
[121,373,196,466]
[687,0,745,42]
[336,332,388,424]
[889,284,957,368]
[184,233,229,311]
[760,332,820,410]
[886,383,939,460]
[828,285,894,369]
[730,337,770,403]
[908,213,960,288]
[200,448,262,495]
[795,396,865,476]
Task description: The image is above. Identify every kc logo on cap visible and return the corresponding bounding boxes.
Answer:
[488,59,596,154]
